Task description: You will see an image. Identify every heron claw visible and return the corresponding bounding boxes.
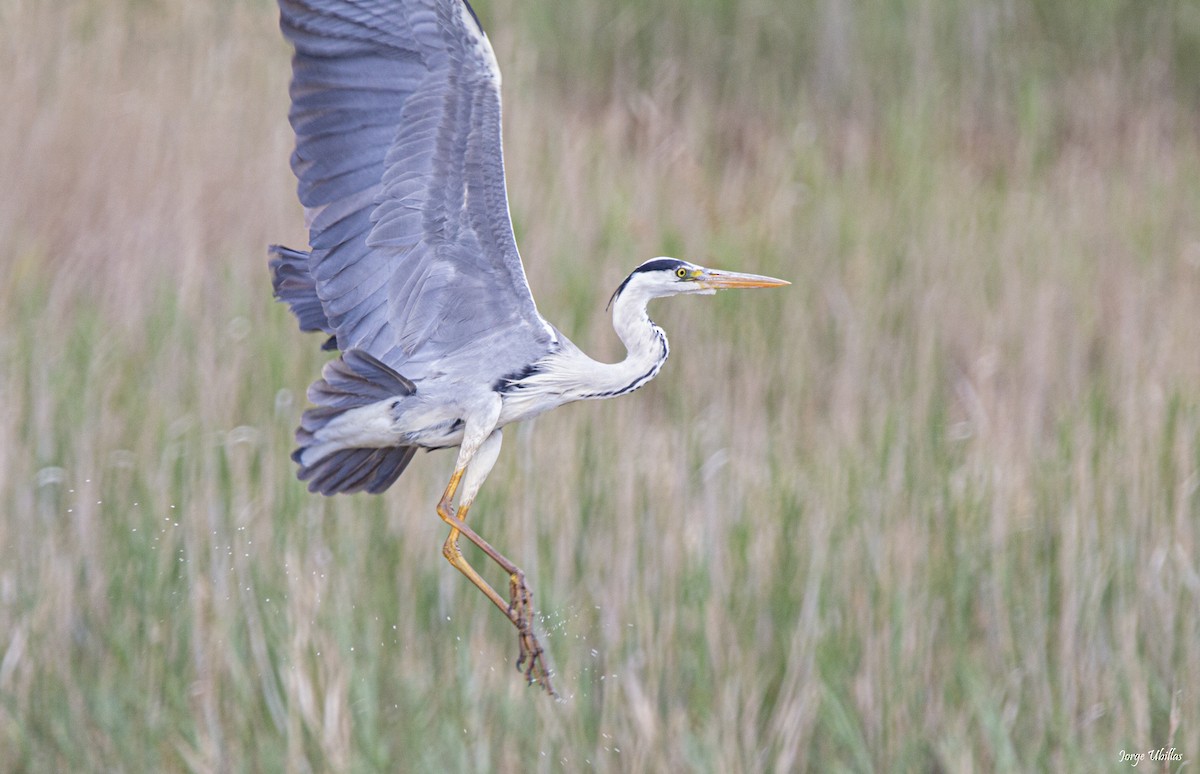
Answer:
[509,571,556,697]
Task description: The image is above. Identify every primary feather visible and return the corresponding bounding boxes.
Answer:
[279,0,555,386]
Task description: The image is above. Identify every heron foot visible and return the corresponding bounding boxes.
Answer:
[509,571,555,697]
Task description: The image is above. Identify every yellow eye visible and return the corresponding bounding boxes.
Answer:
[675,267,688,279]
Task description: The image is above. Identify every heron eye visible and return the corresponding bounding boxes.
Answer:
[675,267,688,279]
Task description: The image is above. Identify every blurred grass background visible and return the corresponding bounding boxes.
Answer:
[2,0,1199,770]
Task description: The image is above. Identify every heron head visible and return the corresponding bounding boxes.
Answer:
[607,257,789,309]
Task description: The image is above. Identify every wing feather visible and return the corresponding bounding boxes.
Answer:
[279,0,553,380]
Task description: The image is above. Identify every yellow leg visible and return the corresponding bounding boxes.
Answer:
[437,469,556,697]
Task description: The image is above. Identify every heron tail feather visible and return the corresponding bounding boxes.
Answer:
[293,445,417,495]
[294,349,418,495]
[304,349,415,412]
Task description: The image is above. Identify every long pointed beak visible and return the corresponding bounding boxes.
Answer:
[698,269,790,289]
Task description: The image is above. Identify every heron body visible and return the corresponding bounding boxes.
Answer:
[271,0,787,696]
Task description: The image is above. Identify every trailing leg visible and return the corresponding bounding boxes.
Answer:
[437,420,555,695]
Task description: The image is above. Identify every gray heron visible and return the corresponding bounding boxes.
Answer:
[270,0,788,696]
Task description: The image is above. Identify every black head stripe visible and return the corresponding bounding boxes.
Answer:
[633,258,686,275]
[607,259,688,309]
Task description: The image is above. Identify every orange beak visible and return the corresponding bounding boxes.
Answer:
[697,269,791,290]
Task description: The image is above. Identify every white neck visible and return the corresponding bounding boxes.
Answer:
[582,283,670,399]
[509,281,670,403]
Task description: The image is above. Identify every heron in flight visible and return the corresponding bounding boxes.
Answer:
[270,0,788,696]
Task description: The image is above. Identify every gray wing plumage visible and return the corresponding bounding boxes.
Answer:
[279,0,555,380]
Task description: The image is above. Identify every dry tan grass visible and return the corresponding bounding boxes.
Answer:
[2,0,1199,771]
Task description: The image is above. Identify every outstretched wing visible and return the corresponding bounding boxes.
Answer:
[279,0,555,379]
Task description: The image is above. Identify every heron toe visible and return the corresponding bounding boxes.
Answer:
[509,572,555,695]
